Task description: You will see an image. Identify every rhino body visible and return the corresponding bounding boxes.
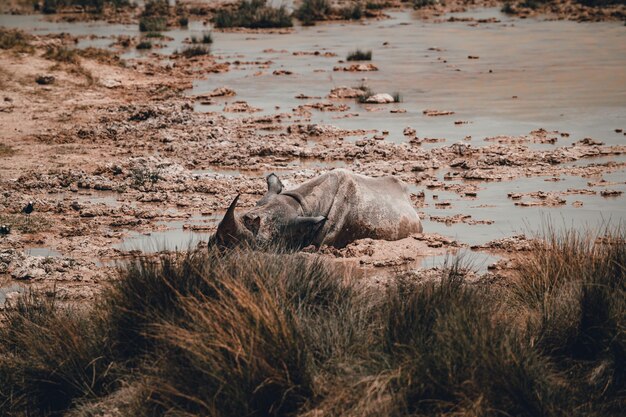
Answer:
[215,169,423,249]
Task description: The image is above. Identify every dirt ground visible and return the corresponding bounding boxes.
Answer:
[1,5,625,304]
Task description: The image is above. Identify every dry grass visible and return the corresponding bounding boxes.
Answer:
[0,227,624,416]
[0,28,33,52]
[214,0,293,29]
[0,143,15,157]
[0,213,51,233]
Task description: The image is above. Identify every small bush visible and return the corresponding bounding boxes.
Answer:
[392,92,402,102]
[180,45,210,58]
[142,0,168,17]
[139,16,167,32]
[178,15,189,27]
[501,1,515,13]
[77,47,123,66]
[294,0,331,25]
[346,48,372,61]
[0,143,15,157]
[413,0,437,8]
[366,1,387,9]
[191,31,213,44]
[214,0,293,29]
[0,294,117,416]
[339,3,363,20]
[43,46,79,64]
[136,40,152,50]
[0,28,32,51]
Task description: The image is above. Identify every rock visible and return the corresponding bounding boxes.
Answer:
[365,93,395,104]
[328,86,366,99]
[35,75,55,85]
[223,101,261,113]
[333,63,378,72]
[195,87,236,100]
[101,78,122,88]
[577,137,604,146]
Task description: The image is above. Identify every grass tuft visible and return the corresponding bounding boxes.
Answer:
[346,48,372,61]
[180,45,211,58]
[43,46,79,64]
[0,28,32,51]
[136,40,152,50]
[0,143,16,157]
[214,0,293,29]
[0,227,624,415]
[191,31,213,44]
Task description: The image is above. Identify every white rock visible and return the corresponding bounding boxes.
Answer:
[365,93,395,104]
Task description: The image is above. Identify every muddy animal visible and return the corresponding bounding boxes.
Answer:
[214,169,423,249]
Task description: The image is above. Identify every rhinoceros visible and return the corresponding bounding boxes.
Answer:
[214,169,423,249]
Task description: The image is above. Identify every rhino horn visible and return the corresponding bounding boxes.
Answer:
[215,194,251,246]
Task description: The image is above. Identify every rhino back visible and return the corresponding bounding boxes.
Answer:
[292,169,421,247]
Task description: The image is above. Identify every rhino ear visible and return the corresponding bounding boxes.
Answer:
[267,173,283,194]
[290,216,326,231]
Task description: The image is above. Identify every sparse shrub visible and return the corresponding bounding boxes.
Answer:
[181,45,210,58]
[77,47,123,66]
[214,0,293,29]
[0,143,15,157]
[346,48,372,61]
[139,0,170,32]
[392,91,402,102]
[0,294,116,416]
[339,2,363,20]
[501,1,515,13]
[191,31,213,44]
[139,16,167,32]
[0,28,32,51]
[178,15,189,27]
[143,0,168,17]
[413,0,437,8]
[43,46,79,64]
[295,0,331,25]
[366,1,387,9]
[136,40,152,50]
[144,31,163,38]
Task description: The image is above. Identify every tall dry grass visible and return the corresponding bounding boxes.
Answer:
[0,227,624,416]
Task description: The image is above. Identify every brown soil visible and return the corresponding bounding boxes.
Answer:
[1,23,625,303]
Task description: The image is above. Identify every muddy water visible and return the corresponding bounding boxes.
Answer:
[416,172,626,246]
[192,9,626,144]
[2,9,625,262]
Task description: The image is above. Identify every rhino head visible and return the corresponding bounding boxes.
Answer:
[214,173,326,249]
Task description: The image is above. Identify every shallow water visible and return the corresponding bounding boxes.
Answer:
[116,215,217,252]
[190,9,626,145]
[416,173,626,246]
[2,8,625,260]
[25,247,62,257]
